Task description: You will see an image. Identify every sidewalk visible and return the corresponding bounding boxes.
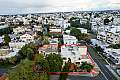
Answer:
[105,65,120,80]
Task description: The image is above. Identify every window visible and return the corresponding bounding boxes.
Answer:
[76,62,80,64]
[63,57,67,60]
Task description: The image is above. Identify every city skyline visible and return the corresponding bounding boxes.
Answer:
[0,0,120,14]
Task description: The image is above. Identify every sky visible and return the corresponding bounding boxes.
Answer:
[0,0,120,14]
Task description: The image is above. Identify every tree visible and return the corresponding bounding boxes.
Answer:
[37,31,43,36]
[51,33,62,38]
[8,59,49,80]
[18,43,38,60]
[70,17,91,30]
[26,48,35,60]
[43,36,49,45]
[104,18,110,25]
[18,21,24,26]
[0,27,13,36]
[70,27,81,36]
[4,34,11,46]
[70,17,80,28]
[70,27,89,41]
[59,62,69,80]
[34,54,49,72]
[94,13,100,18]
[79,33,89,41]
[46,53,63,72]
[80,20,91,30]
[80,62,94,72]
[9,56,17,65]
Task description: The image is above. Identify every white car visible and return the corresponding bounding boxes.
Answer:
[117,70,120,76]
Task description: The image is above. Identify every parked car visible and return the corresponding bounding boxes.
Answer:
[117,69,120,76]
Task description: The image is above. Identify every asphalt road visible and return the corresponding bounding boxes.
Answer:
[0,68,7,76]
[87,46,117,80]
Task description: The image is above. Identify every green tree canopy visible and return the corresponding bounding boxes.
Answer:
[43,36,49,45]
[18,43,38,60]
[34,54,49,72]
[80,62,94,72]
[0,27,13,36]
[46,53,63,72]
[8,59,49,80]
[26,48,35,60]
[70,27,89,41]
[70,27,81,36]
[59,62,69,80]
[69,17,91,30]
[79,33,89,40]
[8,56,17,65]
[4,34,11,46]
[70,17,80,28]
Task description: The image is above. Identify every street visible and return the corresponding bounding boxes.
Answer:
[87,46,117,80]
[0,68,7,76]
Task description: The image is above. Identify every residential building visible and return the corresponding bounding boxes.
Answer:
[97,25,120,44]
[106,32,120,44]
[0,24,9,30]
[13,27,25,34]
[63,35,78,45]
[61,45,91,65]
[9,41,26,49]
[77,28,87,34]
[104,48,120,65]
[49,28,62,34]
[33,25,43,32]
[97,32,107,42]
[38,44,58,55]
[49,38,59,45]
[20,33,34,42]
[22,17,30,25]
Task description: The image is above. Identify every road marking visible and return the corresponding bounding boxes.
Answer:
[96,60,109,80]
[96,59,115,80]
[89,46,110,65]
[88,47,108,80]
[98,53,110,65]
[101,71,108,80]
[97,75,102,80]
[88,46,116,80]
[106,65,120,80]
[103,68,112,79]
